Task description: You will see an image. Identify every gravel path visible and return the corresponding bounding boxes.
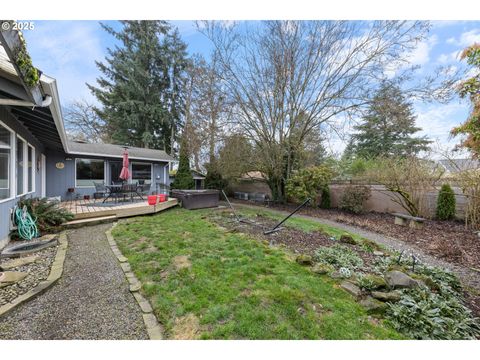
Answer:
[232,202,480,291]
[0,224,148,339]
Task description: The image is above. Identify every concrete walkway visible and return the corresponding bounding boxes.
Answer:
[0,224,148,339]
[232,202,480,291]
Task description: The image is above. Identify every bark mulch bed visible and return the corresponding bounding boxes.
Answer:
[234,200,480,271]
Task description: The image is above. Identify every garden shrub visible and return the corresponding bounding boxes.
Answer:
[13,197,74,235]
[314,244,364,270]
[285,165,334,206]
[319,185,331,209]
[339,185,371,214]
[436,183,456,220]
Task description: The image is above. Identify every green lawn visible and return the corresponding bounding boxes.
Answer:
[112,207,402,339]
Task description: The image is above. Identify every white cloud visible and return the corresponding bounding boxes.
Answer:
[437,50,462,64]
[23,21,105,105]
[406,35,438,66]
[446,29,480,48]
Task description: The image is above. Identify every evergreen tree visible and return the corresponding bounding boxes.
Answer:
[436,183,456,220]
[171,134,194,189]
[348,84,431,158]
[204,161,228,190]
[87,21,188,153]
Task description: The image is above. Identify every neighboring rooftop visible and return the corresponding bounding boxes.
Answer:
[438,159,480,173]
[67,141,175,162]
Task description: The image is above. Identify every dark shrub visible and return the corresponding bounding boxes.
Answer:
[339,185,371,214]
[319,186,331,209]
[13,197,74,235]
[436,183,456,220]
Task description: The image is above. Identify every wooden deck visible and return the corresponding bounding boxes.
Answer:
[60,198,179,223]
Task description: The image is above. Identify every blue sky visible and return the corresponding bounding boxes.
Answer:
[21,20,480,154]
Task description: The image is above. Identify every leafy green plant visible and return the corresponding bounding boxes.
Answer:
[436,183,456,220]
[319,185,331,209]
[339,185,371,214]
[14,40,40,88]
[285,165,334,206]
[314,244,364,270]
[356,274,386,291]
[12,197,74,235]
[386,288,480,339]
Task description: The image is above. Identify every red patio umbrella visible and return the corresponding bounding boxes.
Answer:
[119,148,130,181]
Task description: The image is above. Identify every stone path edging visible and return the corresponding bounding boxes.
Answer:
[0,232,68,318]
[105,223,163,340]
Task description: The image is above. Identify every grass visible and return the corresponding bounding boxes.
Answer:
[113,207,402,339]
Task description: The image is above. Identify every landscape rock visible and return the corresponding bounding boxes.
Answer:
[373,251,385,256]
[1,255,39,270]
[371,290,402,302]
[358,274,387,290]
[339,234,357,245]
[312,264,332,274]
[384,270,419,289]
[359,296,388,315]
[296,254,313,266]
[340,281,362,297]
[0,271,28,284]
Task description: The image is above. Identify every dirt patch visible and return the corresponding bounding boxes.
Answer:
[172,255,191,270]
[171,313,201,339]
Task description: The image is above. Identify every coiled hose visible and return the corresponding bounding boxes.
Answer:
[14,205,39,240]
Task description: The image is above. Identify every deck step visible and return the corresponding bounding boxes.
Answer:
[63,215,118,229]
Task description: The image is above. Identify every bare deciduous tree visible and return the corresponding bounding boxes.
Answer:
[64,99,108,143]
[198,20,457,201]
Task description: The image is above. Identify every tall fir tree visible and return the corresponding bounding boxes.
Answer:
[87,21,189,154]
[348,84,431,158]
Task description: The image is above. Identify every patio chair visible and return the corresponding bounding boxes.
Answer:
[93,182,107,202]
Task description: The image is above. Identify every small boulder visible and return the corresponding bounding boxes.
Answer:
[1,255,39,270]
[339,234,357,245]
[359,296,388,315]
[371,290,402,302]
[340,281,362,298]
[384,271,419,289]
[0,271,28,284]
[358,274,387,290]
[296,254,313,266]
[373,251,385,257]
[312,264,332,274]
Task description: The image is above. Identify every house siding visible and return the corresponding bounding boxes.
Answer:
[0,107,45,249]
[45,149,170,200]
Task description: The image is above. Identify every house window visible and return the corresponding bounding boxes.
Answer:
[28,145,34,192]
[16,136,26,196]
[132,163,152,185]
[76,158,105,187]
[0,123,12,200]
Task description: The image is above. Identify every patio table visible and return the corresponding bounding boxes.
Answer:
[102,184,146,203]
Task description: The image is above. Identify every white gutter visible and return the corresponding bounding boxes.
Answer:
[66,150,175,163]
[39,74,69,152]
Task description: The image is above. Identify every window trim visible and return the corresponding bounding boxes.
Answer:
[15,135,29,197]
[0,120,14,204]
[27,144,35,193]
[131,161,153,185]
[74,157,106,188]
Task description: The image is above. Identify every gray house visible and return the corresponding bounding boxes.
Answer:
[0,28,174,248]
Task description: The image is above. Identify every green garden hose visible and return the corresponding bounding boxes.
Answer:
[14,205,39,240]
